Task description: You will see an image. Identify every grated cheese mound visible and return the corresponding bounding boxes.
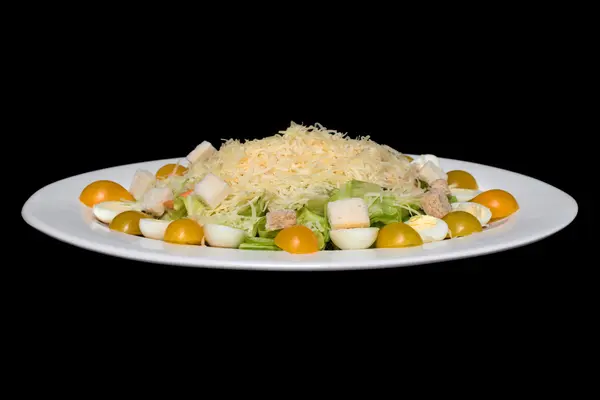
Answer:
[183,122,423,215]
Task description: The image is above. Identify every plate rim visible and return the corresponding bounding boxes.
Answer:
[21,156,579,270]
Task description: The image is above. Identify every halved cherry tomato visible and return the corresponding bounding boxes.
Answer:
[156,164,188,180]
[375,222,423,248]
[109,211,151,235]
[274,225,319,254]
[442,211,482,238]
[447,170,478,189]
[164,219,204,245]
[79,180,135,207]
[471,189,519,219]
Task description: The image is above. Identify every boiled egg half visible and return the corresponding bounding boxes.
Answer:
[330,227,379,250]
[203,224,246,248]
[405,215,449,242]
[451,188,482,203]
[93,201,141,224]
[139,219,172,240]
[451,202,492,226]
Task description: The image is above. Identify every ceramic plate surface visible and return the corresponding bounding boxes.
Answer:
[22,157,578,270]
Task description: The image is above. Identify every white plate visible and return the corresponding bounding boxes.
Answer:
[21,156,578,270]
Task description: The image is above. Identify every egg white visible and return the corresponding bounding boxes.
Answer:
[93,201,139,224]
[204,224,246,248]
[450,188,482,202]
[451,202,492,226]
[405,215,449,242]
[330,227,379,250]
[139,219,172,240]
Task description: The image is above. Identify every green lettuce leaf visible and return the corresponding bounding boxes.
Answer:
[326,180,421,226]
[369,194,423,224]
[306,196,328,216]
[313,230,326,250]
[368,200,408,225]
[348,180,382,197]
[183,195,205,218]
[239,236,282,251]
[256,216,280,238]
[207,214,263,237]
[237,193,270,217]
[296,207,329,249]
[163,196,188,221]
[167,176,189,195]
[327,180,382,203]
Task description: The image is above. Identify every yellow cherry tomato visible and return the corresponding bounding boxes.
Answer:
[375,222,423,248]
[471,189,519,219]
[156,164,188,180]
[109,211,151,235]
[164,219,204,245]
[447,170,478,189]
[274,225,319,254]
[442,211,482,238]
[79,180,135,207]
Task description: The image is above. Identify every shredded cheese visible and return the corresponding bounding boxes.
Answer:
[182,122,422,214]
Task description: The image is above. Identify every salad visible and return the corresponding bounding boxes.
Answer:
[79,122,519,253]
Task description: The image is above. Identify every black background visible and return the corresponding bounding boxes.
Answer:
[7,10,597,389]
[16,19,591,309]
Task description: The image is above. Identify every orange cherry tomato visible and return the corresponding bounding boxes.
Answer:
[375,222,423,248]
[447,170,478,189]
[471,189,519,219]
[274,225,319,254]
[79,180,135,207]
[164,219,204,245]
[109,211,151,235]
[156,164,188,180]
[442,211,482,238]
